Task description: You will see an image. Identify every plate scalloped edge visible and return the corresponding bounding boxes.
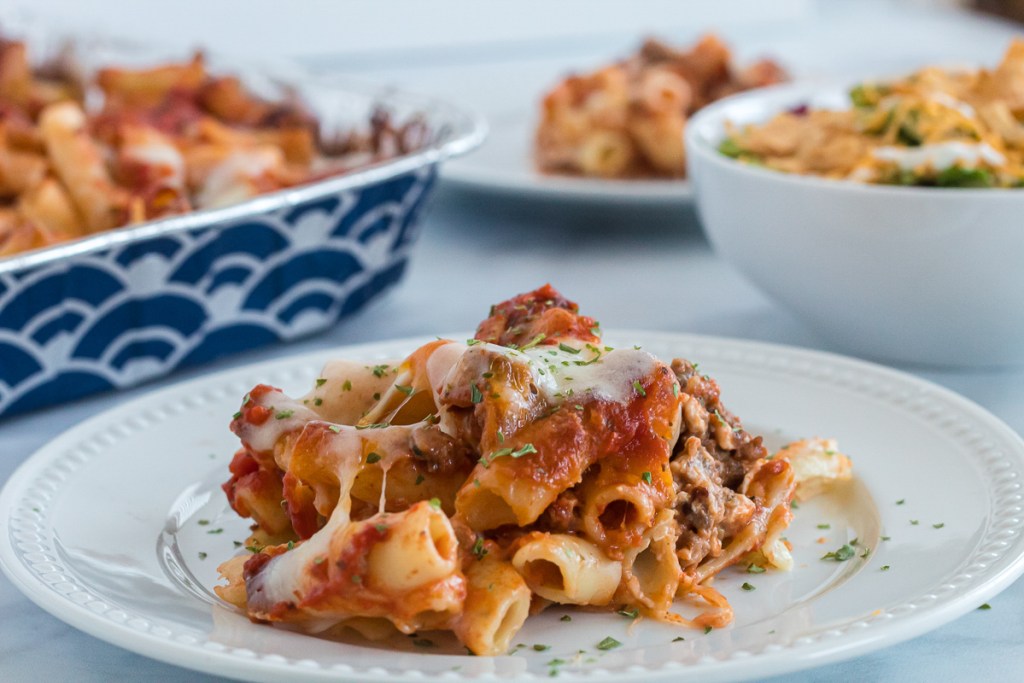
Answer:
[3,330,1024,682]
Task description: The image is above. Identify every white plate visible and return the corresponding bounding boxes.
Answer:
[441,102,691,204]
[2,331,1024,682]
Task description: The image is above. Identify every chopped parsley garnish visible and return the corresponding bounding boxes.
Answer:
[329,425,342,433]
[672,383,679,397]
[365,452,382,464]
[910,519,920,525]
[470,383,483,404]
[480,443,537,467]
[596,636,621,651]
[275,409,294,420]
[248,544,266,554]
[642,471,652,484]
[287,540,295,550]
[342,380,352,391]
[315,378,327,387]
[414,474,425,485]
[881,535,891,541]
[472,537,488,559]
[741,582,756,591]
[355,422,390,430]
[396,384,414,396]
[372,364,389,377]
[559,343,580,354]
[198,552,207,560]
[632,380,646,397]
[933,523,945,529]
[466,338,481,346]
[821,543,855,561]
[532,644,551,651]
[672,636,686,642]
[560,615,572,622]
[197,519,210,526]
[206,528,224,535]
[881,565,891,571]
[747,564,766,574]
[896,499,906,505]
[313,398,323,406]
[790,500,800,510]
[978,603,992,610]
[232,411,242,420]
[521,333,546,350]
[428,497,442,510]
[817,523,831,530]
[617,607,639,619]
[704,626,713,635]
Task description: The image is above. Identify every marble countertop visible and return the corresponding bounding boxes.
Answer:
[2,1,1024,680]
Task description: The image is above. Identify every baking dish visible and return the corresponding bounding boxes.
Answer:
[0,33,485,417]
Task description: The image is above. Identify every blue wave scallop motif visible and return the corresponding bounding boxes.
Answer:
[169,222,289,285]
[0,341,42,387]
[72,295,208,360]
[242,250,362,311]
[0,165,436,418]
[109,338,178,371]
[0,265,123,331]
[114,237,183,267]
[31,310,86,346]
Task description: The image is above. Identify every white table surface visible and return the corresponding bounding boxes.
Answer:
[3,1,1024,680]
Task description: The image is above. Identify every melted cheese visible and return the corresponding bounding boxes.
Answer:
[872,141,1005,171]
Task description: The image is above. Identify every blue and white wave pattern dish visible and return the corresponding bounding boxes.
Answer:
[0,167,435,418]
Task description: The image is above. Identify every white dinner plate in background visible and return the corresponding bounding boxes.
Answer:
[2,331,1023,682]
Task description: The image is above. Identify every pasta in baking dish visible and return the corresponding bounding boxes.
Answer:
[215,285,851,655]
[0,37,427,257]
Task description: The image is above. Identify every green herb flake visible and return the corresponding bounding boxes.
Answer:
[672,636,686,642]
[747,564,766,574]
[704,626,713,635]
[596,636,621,651]
[632,380,646,397]
[314,398,323,406]
[232,411,242,420]
[470,383,483,404]
[896,499,906,505]
[933,523,945,529]
[365,452,382,464]
[642,471,652,484]
[559,343,580,354]
[396,384,414,396]
[329,425,342,433]
[881,535,891,541]
[207,528,224,535]
[617,607,639,619]
[415,474,425,485]
[521,334,547,350]
[821,543,856,562]
[978,603,992,610]
[560,614,572,622]
[741,582,756,591]
[532,644,551,652]
[275,409,294,420]
[472,536,488,560]
[672,383,679,397]
[817,523,831,530]
[910,520,920,525]
[881,565,891,571]
[342,380,352,391]
[372,364,389,378]
[198,552,207,560]
[197,519,210,526]
[429,497,442,510]
[315,378,327,387]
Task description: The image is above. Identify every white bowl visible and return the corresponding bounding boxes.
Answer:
[685,82,1024,368]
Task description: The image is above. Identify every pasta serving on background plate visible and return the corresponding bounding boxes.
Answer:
[215,285,851,655]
